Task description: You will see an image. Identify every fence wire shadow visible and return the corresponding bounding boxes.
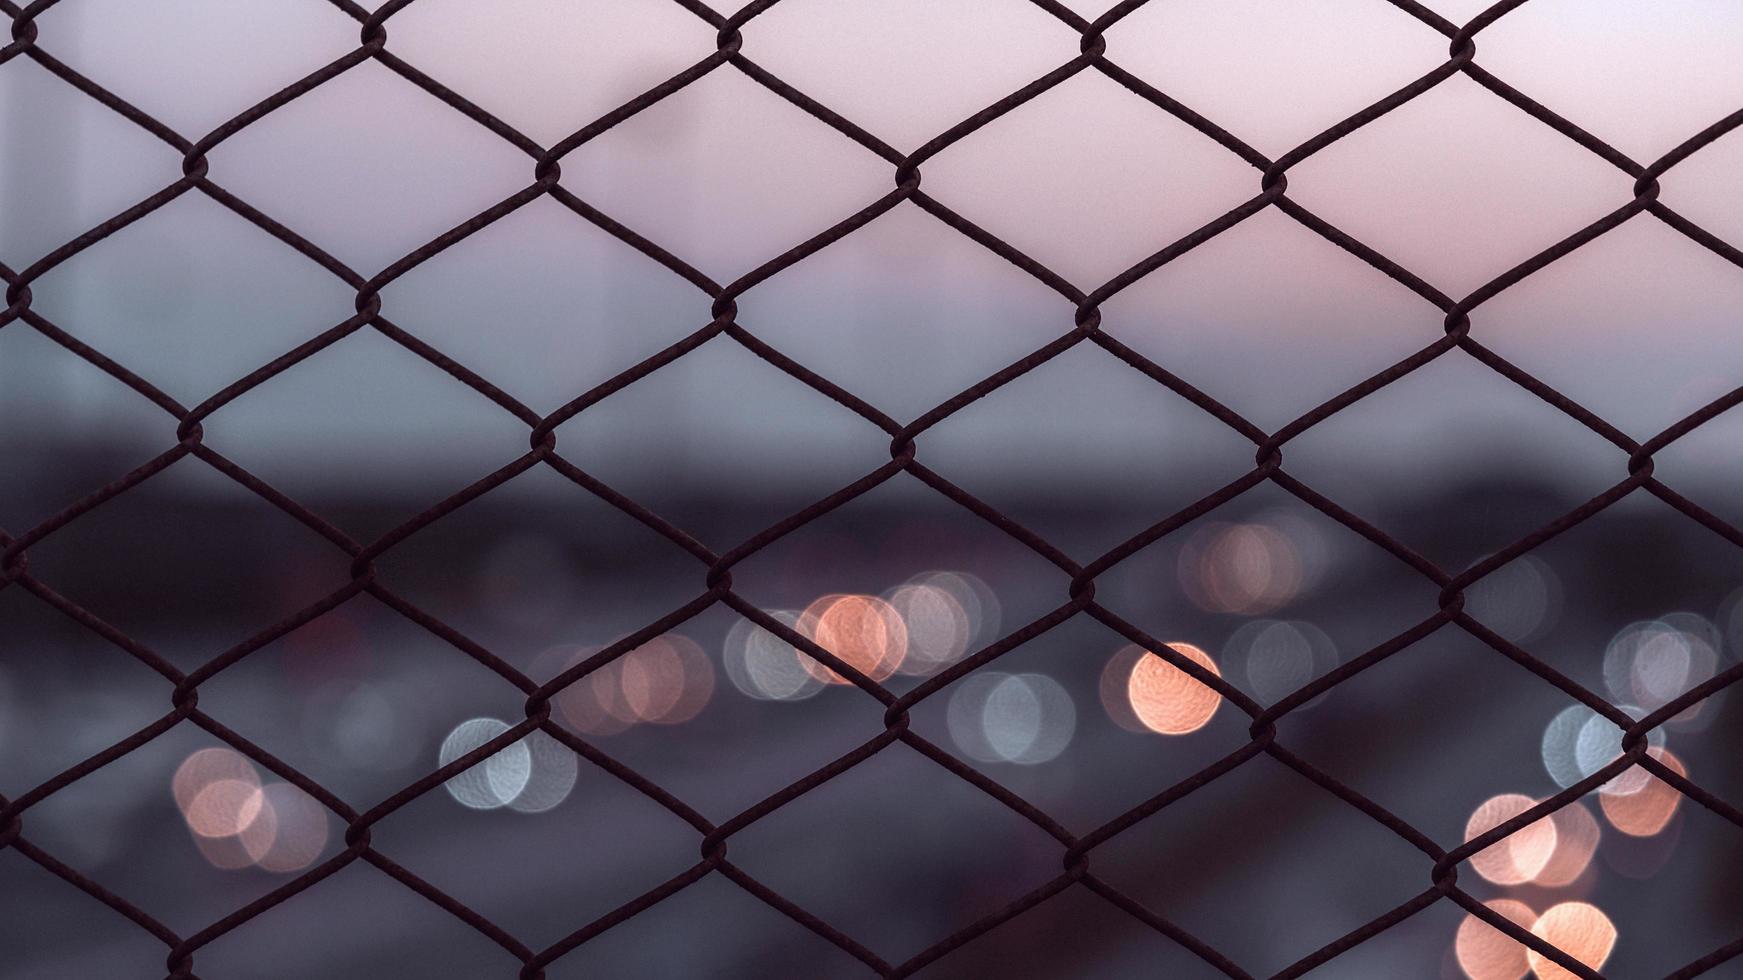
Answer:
[4,0,1743,977]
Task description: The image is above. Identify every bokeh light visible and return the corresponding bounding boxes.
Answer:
[301,681,417,773]
[173,747,260,812]
[440,718,532,810]
[1542,704,1664,793]
[946,671,1076,765]
[244,783,330,874]
[1603,617,1718,721]
[1526,902,1615,980]
[551,646,634,737]
[1464,556,1560,642]
[192,824,264,871]
[799,593,907,683]
[912,570,999,651]
[1227,619,1337,706]
[175,748,331,874]
[1180,522,1302,615]
[1574,707,1666,797]
[887,580,971,676]
[1454,898,1537,980]
[175,748,267,870]
[620,635,714,724]
[1099,646,1149,734]
[619,638,685,721]
[724,611,824,702]
[185,778,266,839]
[1125,642,1223,736]
[507,730,580,814]
[1532,801,1601,888]
[1599,747,1685,838]
[550,635,713,732]
[1465,794,1558,886]
[1539,705,1593,790]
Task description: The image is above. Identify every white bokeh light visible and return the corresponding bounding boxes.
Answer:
[724,611,823,702]
[1464,555,1560,641]
[440,718,533,810]
[1572,705,1666,797]
[947,672,1075,766]
[508,730,579,814]
[1229,619,1337,706]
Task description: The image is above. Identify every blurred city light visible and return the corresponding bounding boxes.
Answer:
[799,593,908,683]
[1526,902,1615,980]
[1598,747,1685,838]
[1454,898,1536,980]
[1180,522,1303,615]
[1124,642,1222,736]
[1464,555,1560,642]
[1226,619,1337,706]
[439,718,532,810]
[1465,794,1557,886]
[1532,801,1600,888]
[946,671,1076,766]
[724,611,824,702]
[886,579,971,676]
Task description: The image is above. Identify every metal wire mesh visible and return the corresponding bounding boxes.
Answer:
[4,0,1743,977]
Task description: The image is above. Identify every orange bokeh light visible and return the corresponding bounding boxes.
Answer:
[184,779,267,839]
[173,747,258,811]
[554,635,714,731]
[648,634,714,724]
[1533,802,1601,888]
[1099,646,1149,733]
[1527,902,1616,980]
[1465,794,1558,886]
[800,594,907,684]
[552,646,634,736]
[1126,642,1222,736]
[1181,523,1302,615]
[1600,747,1685,838]
[620,638,686,722]
[1455,898,1537,980]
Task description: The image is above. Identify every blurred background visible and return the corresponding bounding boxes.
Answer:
[4,1,1743,977]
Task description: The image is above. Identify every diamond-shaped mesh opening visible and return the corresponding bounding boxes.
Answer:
[23,192,359,405]
[0,59,181,266]
[559,65,893,284]
[1089,752,1428,978]
[31,0,359,138]
[1104,0,1448,157]
[918,69,1258,288]
[1098,206,1445,432]
[384,0,717,148]
[734,202,1072,421]
[746,0,1077,150]
[727,745,1065,958]
[1470,0,1743,163]
[1472,217,1743,437]
[377,195,708,414]
[207,59,535,272]
[1284,72,1636,295]
[191,858,525,979]
[16,457,352,660]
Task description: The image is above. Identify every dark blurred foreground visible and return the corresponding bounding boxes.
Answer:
[4,444,1743,980]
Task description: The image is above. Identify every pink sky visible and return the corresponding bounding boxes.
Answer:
[4,0,1741,498]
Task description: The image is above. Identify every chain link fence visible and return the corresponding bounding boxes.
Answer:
[4,0,1743,977]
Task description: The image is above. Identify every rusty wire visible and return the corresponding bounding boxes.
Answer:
[4,0,1743,977]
